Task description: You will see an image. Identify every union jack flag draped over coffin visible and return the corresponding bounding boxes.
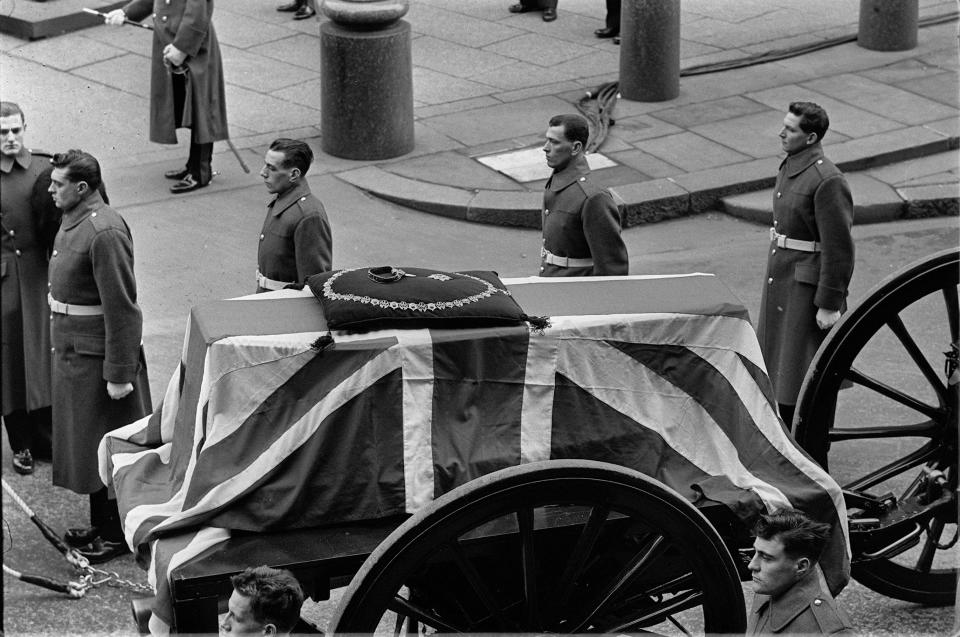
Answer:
[99,274,850,633]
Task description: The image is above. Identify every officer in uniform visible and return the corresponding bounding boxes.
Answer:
[748,509,855,634]
[47,149,152,564]
[539,113,628,277]
[105,0,229,194]
[1,102,55,474]
[757,102,854,431]
[256,138,332,292]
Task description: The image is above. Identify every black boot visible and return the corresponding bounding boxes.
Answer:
[170,141,212,194]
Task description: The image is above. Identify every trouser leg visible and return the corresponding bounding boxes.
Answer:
[606,0,620,32]
[30,406,52,460]
[188,139,213,185]
[90,487,123,542]
[3,409,33,452]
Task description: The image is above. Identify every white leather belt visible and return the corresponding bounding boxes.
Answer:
[256,269,293,291]
[541,247,594,268]
[770,228,820,253]
[47,294,104,316]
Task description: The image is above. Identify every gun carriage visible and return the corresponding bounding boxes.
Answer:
[107,252,956,634]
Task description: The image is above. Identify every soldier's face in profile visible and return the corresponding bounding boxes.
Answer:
[1,114,25,157]
[748,535,808,599]
[779,113,814,156]
[260,149,297,195]
[543,125,580,172]
[48,167,85,211]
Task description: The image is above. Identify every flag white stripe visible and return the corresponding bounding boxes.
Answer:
[396,330,436,513]
[520,332,558,463]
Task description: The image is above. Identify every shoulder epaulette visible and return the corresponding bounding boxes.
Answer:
[29,149,53,159]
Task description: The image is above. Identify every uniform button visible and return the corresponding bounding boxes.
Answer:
[51,347,56,353]
[817,160,823,165]
[8,229,14,236]
[540,267,544,272]
[300,196,306,201]
[776,192,781,198]
[767,277,773,284]
[50,314,53,320]
[771,249,776,255]
[162,15,168,21]
[773,220,778,226]
[52,250,58,256]
[91,212,97,217]
[579,177,585,181]
[813,599,822,606]
[259,234,265,241]
[48,282,52,288]
[15,249,21,256]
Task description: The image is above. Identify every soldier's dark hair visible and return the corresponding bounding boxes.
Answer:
[230,566,304,633]
[549,113,590,148]
[269,138,314,176]
[51,149,102,194]
[1,101,24,123]
[788,101,830,143]
[753,509,831,563]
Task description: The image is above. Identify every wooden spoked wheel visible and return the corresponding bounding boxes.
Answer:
[794,248,958,605]
[330,460,745,635]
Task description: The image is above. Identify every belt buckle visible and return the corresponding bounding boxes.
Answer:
[540,247,547,259]
[769,227,777,241]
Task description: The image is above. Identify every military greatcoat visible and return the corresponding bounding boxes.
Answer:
[49,191,151,494]
[539,154,628,277]
[757,143,854,406]
[122,0,228,145]
[257,179,332,291]
[1,149,54,415]
[748,569,855,634]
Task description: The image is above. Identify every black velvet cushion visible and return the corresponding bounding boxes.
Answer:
[306,267,546,332]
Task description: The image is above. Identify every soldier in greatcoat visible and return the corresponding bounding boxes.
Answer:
[757,102,854,428]
[106,0,229,194]
[1,102,55,475]
[747,509,855,634]
[256,139,332,292]
[47,149,152,564]
[538,113,628,277]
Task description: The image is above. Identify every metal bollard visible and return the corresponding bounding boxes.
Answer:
[858,0,918,51]
[320,0,414,160]
[619,0,681,102]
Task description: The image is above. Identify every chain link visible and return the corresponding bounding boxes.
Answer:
[78,564,154,594]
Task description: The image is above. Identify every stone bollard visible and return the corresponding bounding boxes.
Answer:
[858,0,918,51]
[619,0,681,102]
[320,0,414,160]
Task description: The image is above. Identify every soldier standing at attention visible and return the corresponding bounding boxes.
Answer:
[47,150,152,564]
[104,0,229,194]
[256,139,332,293]
[1,101,55,475]
[757,102,854,430]
[538,113,628,277]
